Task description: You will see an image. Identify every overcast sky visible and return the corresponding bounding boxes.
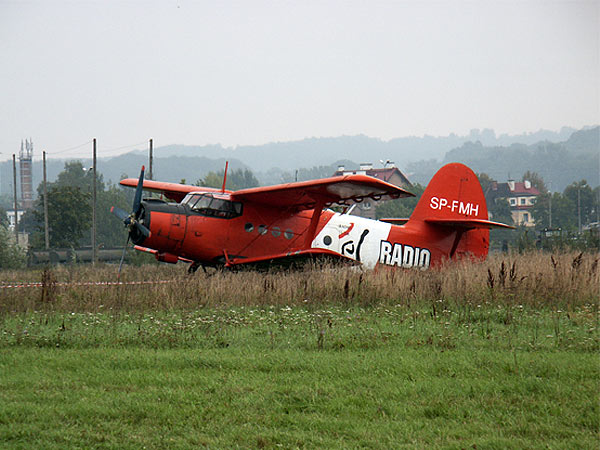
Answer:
[0,0,598,161]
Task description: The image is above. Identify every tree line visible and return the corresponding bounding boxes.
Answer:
[0,164,260,268]
[0,162,597,269]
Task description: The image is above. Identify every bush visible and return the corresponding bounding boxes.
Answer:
[0,225,26,269]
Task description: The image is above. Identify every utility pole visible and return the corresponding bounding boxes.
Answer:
[148,138,153,180]
[597,188,600,225]
[577,187,581,233]
[548,182,552,229]
[546,145,552,230]
[92,138,97,264]
[43,151,49,249]
[12,154,18,245]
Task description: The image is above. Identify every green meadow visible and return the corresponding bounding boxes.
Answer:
[0,251,598,448]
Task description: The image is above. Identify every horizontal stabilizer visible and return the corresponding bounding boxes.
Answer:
[379,218,409,225]
[424,218,515,230]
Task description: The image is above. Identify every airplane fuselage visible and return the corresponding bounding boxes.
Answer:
[135,195,488,269]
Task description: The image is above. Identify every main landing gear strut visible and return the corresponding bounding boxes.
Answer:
[188,261,206,274]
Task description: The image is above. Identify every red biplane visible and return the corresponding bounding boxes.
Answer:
[112,162,512,273]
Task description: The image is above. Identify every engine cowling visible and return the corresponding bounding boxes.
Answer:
[132,201,188,252]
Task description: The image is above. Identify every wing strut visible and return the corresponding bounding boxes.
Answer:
[449,229,466,258]
[223,249,233,267]
[304,201,325,248]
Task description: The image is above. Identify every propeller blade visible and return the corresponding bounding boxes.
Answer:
[132,165,145,217]
[134,222,151,238]
[117,235,131,280]
[111,206,130,223]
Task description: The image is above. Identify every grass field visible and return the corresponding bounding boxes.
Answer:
[0,251,598,448]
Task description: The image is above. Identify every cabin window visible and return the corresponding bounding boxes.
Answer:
[186,194,243,219]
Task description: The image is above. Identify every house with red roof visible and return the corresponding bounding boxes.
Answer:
[332,162,412,219]
[487,179,540,227]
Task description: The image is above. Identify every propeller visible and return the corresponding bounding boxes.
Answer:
[111,166,151,278]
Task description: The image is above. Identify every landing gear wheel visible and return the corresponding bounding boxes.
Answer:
[188,262,201,274]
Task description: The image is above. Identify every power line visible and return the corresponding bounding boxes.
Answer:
[46,140,93,155]
[98,141,147,156]
[46,140,147,157]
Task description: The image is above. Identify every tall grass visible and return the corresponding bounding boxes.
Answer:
[0,250,597,314]
[1,251,597,448]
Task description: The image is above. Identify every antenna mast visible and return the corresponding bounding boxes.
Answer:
[19,139,33,210]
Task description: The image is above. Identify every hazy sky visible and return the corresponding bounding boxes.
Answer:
[0,0,598,161]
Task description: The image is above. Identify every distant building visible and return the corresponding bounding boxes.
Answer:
[5,209,28,248]
[332,161,412,219]
[6,209,25,231]
[486,180,540,227]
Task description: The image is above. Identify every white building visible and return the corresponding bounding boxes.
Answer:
[6,209,25,231]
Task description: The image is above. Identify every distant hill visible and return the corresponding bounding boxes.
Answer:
[564,126,600,154]
[124,127,581,172]
[93,153,249,185]
[407,126,599,191]
[0,126,595,203]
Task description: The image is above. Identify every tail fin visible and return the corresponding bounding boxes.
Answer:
[410,163,512,259]
[411,163,489,223]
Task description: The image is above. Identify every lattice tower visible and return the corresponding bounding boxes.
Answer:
[19,139,34,210]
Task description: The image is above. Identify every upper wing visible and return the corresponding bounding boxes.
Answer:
[119,179,226,203]
[120,174,413,207]
[231,174,413,210]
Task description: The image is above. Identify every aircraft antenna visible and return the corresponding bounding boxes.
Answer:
[221,161,229,192]
[148,138,153,180]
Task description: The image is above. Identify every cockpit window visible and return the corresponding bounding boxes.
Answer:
[192,195,212,210]
[183,193,242,219]
[182,194,201,207]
